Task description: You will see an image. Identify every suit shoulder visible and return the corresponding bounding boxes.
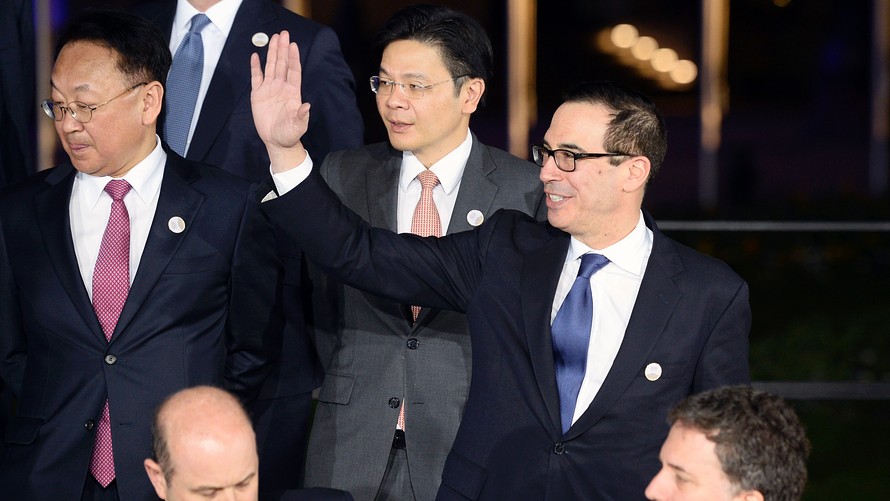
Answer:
[656,231,746,285]
[478,144,540,181]
[320,143,394,180]
[265,1,330,39]
[171,158,256,198]
[0,167,66,209]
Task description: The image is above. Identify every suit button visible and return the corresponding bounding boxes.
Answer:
[553,442,565,455]
[104,355,117,365]
[85,420,95,431]
[388,397,401,409]
[407,338,419,350]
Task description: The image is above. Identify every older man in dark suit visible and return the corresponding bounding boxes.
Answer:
[0,11,279,501]
[250,32,751,501]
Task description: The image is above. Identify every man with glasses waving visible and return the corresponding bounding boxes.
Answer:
[252,28,751,499]
[292,5,543,501]
[0,11,280,501]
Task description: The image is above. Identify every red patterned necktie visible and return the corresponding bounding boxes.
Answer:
[409,170,442,321]
[89,179,131,487]
[398,170,442,432]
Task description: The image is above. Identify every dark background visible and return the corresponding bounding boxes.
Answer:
[23,0,890,498]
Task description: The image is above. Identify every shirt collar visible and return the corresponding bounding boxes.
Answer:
[399,129,473,196]
[78,135,167,209]
[566,211,652,277]
[173,0,242,38]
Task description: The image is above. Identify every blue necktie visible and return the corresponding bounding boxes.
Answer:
[551,253,610,434]
[164,14,211,156]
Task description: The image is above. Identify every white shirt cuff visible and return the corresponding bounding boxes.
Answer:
[270,152,314,196]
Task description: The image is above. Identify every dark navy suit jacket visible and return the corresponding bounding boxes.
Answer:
[0,153,280,501]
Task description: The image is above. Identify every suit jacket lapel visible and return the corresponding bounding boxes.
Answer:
[188,0,275,162]
[448,135,497,233]
[365,147,401,232]
[35,165,105,342]
[111,156,205,343]
[567,216,682,438]
[521,233,570,435]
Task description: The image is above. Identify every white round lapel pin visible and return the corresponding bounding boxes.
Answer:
[644,362,662,382]
[168,216,186,234]
[252,32,270,48]
[466,210,484,227]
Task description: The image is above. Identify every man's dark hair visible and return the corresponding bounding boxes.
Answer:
[55,10,171,88]
[374,4,492,103]
[562,81,667,179]
[669,386,810,501]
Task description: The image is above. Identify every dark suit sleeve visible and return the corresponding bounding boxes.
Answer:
[693,279,752,391]
[300,25,363,163]
[0,217,26,395]
[264,171,481,313]
[224,189,283,402]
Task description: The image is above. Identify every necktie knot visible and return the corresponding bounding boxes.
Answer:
[189,13,211,34]
[578,253,609,280]
[103,179,132,201]
[417,170,440,191]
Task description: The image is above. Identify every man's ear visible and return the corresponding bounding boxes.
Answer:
[623,156,651,193]
[141,81,164,126]
[461,78,485,115]
[144,458,169,500]
[737,489,764,501]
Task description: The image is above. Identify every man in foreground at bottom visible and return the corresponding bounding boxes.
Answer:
[646,385,810,501]
[144,386,353,501]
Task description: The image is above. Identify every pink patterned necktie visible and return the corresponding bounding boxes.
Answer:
[89,179,131,487]
[399,170,442,432]
[409,169,441,321]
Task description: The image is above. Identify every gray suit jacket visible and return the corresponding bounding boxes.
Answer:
[303,135,545,501]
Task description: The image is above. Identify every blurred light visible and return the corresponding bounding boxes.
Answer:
[670,60,698,84]
[631,36,658,61]
[650,48,679,72]
[773,0,792,7]
[610,24,639,49]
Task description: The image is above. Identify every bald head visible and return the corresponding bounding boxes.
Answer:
[145,386,258,501]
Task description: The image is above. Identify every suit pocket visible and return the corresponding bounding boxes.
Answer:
[4,416,44,445]
[316,373,355,405]
[440,449,488,500]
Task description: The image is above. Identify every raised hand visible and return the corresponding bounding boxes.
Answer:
[250,30,311,171]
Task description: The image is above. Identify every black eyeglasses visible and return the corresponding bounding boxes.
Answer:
[531,144,629,172]
[369,75,469,99]
[41,82,147,124]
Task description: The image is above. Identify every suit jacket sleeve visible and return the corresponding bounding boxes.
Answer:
[0,217,26,395]
[224,187,283,402]
[264,171,482,313]
[693,278,752,391]
[300,25,363,162]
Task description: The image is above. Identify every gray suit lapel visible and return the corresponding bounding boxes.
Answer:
[365,150,401,231]
[447,136,497,234]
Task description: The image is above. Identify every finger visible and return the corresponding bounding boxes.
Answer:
[288,41,302,103]
[250,53,262,91]
[264,32,280,80]
[274,30,290,81]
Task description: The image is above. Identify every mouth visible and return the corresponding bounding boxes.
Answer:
[548,194,566,202]
[387,119,412,133]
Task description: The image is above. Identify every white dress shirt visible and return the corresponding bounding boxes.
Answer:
[551,213,653,426]
[169,0,243,155]
[70,137,167,298]
[396,130,472,234]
